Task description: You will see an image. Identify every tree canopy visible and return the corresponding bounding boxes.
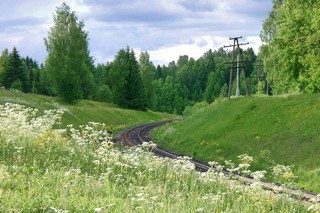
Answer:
[108,47,146,110]
[260,0,320,94]
[44,3,94,103]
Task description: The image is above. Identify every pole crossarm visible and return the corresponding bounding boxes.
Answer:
[223,42,249,48]
[229,36,242,40]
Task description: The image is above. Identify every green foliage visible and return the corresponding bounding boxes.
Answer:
[126,50,146,110]
[38,64,54,96]
[0,48,9,87]
[21,56,41,93]
[108,47,146,110]
[44,3,94,103]
[152,47,258,114]
[203,72,222,103]
[3,47,25,91]
[95,84,112,103]
[260,0,283,43]
[153,76,189,114]
[261,0,320,94]
[219,83,228,97]
[257,81,265,95]
[152,94,320,192]
[11,79,23,91]
[139,51,156,109]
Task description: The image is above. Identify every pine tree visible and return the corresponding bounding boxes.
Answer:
[44,3,94,103]
[108,49,128,107]
[0,49,9,87]
[109,47,146,110]
[126,49,146,110]
[3,47,25,91]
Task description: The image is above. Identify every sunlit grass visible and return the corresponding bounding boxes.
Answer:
[151,94,320,192]
[0,102,316,212]
[0,88,175,131]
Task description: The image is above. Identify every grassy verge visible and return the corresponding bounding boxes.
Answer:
[0,89,174,132]
[0,102,313,212]
[151,94,320,192]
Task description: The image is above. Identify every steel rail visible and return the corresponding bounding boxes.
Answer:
[119,121,318,203]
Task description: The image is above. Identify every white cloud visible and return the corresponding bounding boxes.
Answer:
[149,36,228,65]
[0,0,273,65]
[246,36,263,54]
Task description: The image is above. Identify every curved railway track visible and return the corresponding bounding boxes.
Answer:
[117,121,318,203]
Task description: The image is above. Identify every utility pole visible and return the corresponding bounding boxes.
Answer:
[224,36,249,100]
[236,54,240,97]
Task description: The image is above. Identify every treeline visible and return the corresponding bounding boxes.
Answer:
[0,45,260,114]
[260,0,320,94]
[0,47,42,94]
[0,3,263,114]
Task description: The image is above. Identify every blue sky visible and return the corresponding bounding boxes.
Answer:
[0,0,272,66]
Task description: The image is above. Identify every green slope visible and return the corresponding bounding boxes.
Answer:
[0,89,175,132]
[151,94,320,192]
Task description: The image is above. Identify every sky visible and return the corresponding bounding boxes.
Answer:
[0,0,273,66]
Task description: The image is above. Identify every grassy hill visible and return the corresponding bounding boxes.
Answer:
[0,93,306,211]
[151,94,320,192]
[0,89,175,132]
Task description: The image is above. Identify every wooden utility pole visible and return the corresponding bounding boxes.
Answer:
[236,54,240,97]
[224,36,250,100]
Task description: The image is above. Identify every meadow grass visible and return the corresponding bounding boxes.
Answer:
[0,89,174,131]
[151,94,320,193]
[0,102,317,212]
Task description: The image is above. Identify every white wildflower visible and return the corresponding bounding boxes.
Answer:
[272,164,295,182]
[94,207,103,212]
[196,207,205,212]
[252,170,267,181]
[142,141,157,151]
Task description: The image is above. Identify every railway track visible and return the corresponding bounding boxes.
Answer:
[117,121,318,204]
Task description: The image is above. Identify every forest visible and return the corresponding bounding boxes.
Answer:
[0,0,319,114]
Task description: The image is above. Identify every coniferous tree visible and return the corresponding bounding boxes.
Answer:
[0,49,9,87]
[108,49,128,107]
[3,47,25,91]
[44,3,94,103]
[21,56,40,93]
[109,47,146,110]
[126,49,146,110]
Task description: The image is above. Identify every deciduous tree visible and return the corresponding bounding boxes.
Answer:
[44,3,94,103]
[139,51,156,109]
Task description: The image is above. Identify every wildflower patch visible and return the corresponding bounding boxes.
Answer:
[0,103,317,212]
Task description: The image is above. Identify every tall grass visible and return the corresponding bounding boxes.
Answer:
[0,89,174,131]
[0,102,316,212]
[151,94,320,192]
